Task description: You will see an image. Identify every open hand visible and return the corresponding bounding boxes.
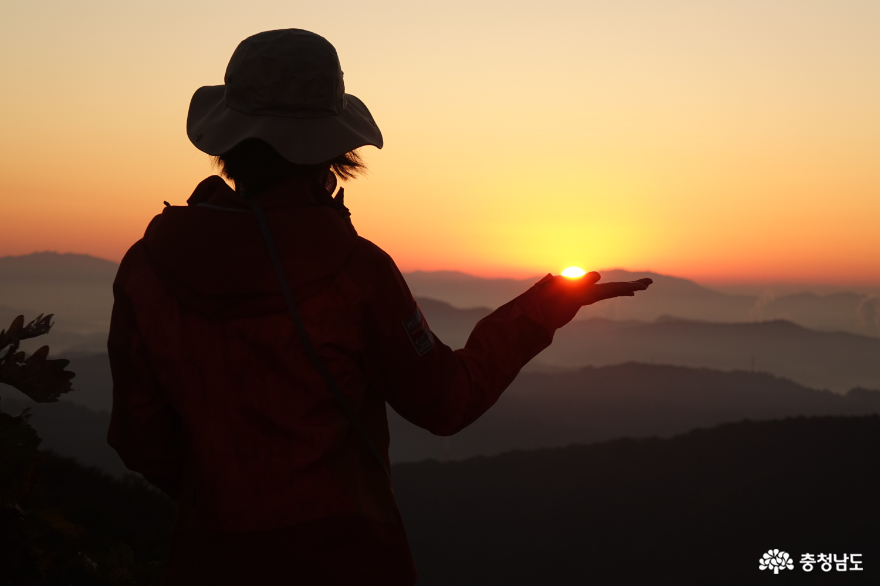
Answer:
[575,273,653,306]
[533,271,653,328]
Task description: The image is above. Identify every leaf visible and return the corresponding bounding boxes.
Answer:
[0,314,53,349]
[18,314,54,341]
[0,344,76,403]
[0,315,25,352]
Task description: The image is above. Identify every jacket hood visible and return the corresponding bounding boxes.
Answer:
[143,175,355,318]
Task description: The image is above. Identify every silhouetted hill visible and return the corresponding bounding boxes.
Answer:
[0,251,118,282]
[395,416,880,585]
[419,297,880,392]
[3,253,878,337]
[414,297,493,348]
[757,290,879,334]
[5,361,880,475]
[59,351,113,408]
[406,269,880,336]
[0,395,125,476]
[542,316,880,392]
[388,363,880,462]
[26,305,874,412]
[0,252,116,333]
[405,269,753,323]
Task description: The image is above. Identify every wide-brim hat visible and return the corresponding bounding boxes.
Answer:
[187,29,383,164]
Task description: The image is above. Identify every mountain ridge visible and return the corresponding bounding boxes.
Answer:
[6,361,879,474]
[2,252,878,337]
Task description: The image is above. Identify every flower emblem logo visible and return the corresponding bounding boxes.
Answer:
[759,549,794,574]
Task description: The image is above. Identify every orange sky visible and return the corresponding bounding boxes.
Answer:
[1,1,878,285]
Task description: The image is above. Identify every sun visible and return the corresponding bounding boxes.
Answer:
[561,266,586,278]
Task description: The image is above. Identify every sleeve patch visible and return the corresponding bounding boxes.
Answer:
[402,305,435,356]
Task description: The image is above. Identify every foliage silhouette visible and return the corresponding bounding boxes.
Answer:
[0,314,74,402]
[0,314,173,585]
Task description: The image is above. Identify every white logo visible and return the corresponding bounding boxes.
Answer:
[760,549,794,574]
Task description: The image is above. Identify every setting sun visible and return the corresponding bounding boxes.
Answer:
[561,267,587,279]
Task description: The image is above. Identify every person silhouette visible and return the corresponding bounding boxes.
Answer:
[107,28,651,585]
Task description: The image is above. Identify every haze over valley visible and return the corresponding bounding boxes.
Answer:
[2,251,879,478]
[5,252,879,338]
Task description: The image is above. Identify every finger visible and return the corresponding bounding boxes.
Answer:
[607,283,640,297]
[583,282,646,304]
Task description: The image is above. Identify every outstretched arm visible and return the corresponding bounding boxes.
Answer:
[355,244,650,436]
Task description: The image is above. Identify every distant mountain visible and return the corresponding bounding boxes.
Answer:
[6,360,880,475]
[403,270,544,310]
[577,268,755,323]
[0,395,125,476]
[12,321,879,418]
[387,363,880,463]
[0,252,117,333]
[2,252,878,336]
[756,290,880,336]
[414,297,493,348]
[419,297,880,392]
[0,251,118,282]
[3,249,879,447]
[542,316,880,393]
[395,415,880,584]
[406,269,880,337]
[61,351,114,409]
[405,269,747,320]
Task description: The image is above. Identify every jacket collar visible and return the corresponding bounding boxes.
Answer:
[186,175,329,212]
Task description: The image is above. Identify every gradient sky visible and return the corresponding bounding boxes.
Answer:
[1,0,878,285]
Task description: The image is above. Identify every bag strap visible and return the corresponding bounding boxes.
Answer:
[244,196,392,482]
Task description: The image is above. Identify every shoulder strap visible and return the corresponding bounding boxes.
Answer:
[245,197,392,482]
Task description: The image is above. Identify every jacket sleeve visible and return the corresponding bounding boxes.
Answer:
[107,242,185,498]
[355,241,564,436]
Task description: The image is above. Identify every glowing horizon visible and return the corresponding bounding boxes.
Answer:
[2,1,878,287]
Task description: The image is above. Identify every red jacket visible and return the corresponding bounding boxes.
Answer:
[107,175,572,584]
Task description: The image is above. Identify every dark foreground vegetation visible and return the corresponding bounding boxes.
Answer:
[1,314,174,585]
[3,415,878,584]
[1,450,174,585]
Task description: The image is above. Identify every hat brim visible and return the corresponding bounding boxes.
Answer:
[186,85,383,164]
